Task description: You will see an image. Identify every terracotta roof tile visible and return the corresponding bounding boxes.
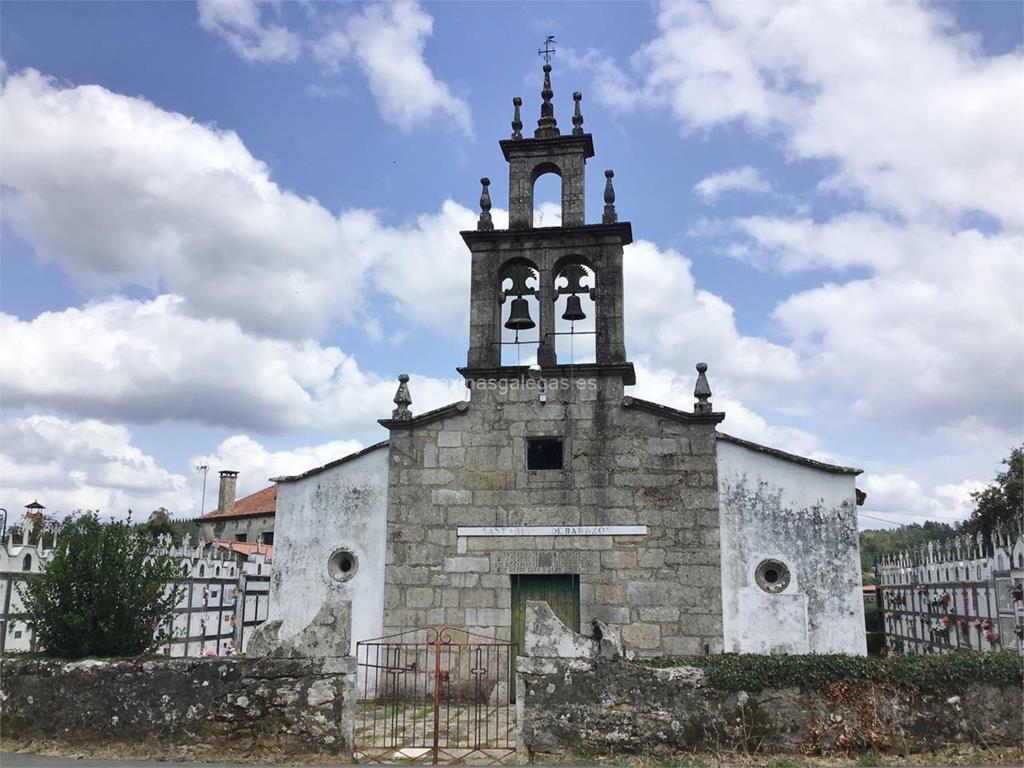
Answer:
[196,484,276,521]
[211,539,273,561]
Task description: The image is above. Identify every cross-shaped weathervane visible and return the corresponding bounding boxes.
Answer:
[538,35,556,64]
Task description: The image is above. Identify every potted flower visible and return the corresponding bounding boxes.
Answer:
[1010,582,1023,603]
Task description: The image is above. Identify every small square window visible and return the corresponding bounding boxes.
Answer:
[234,533,248,542]
[261,531,274,545]
[527,438,563,470]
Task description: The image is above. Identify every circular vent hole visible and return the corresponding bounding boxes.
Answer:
[328,549,358,582]
[755,559,791,593]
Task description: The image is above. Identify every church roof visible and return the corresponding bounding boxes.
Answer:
[716,432,862,476]
[272,440,390,483]
[196,484,277,521]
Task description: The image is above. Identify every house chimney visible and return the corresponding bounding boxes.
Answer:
[218,471,239,514]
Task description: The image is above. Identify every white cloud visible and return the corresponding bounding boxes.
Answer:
[629,360,822,458]
[197,0,301,63]
[693,166,771,202]
[757,219,1024,435]
[623,239,801,399]
[596,0,1023,228]
[191,434,365,502]
[0,68,474,339]
[0,415,193,518]
[196,0,470,133]
[310,0,472,135]
[0,295,465,435]
[861,473,987,526]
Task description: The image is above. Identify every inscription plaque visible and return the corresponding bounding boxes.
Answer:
[491,550,601,574]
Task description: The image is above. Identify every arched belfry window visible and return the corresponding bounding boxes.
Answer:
[532,163,562,227]
[500,259,540,366]
[554,261,596,363]
[21,554,32,572]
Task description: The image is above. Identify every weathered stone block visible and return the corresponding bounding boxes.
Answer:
[431,489,471,505]
[621,622,661,649]
[444,556,490,573]
[406,587,435,608]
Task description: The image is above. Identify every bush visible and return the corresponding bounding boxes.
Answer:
[18,512,183,658]
[646,651,1023,691]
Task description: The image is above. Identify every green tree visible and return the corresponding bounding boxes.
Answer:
[961,446,1023,540]
[19,512,183,658]
[135,508,201,543]
[859,521,958,579]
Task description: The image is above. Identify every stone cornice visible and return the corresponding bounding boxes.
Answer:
[460,221,633,248]
[378,401,470,431]
[458,362,636,386]
[499,133,595,161]
[621,396,725,425]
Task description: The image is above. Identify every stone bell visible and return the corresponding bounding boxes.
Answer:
[505,296,536,330]
[561,294,586,322]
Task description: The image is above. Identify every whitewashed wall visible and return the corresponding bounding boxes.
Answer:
[270,446,389,652]
[717,438,865,655]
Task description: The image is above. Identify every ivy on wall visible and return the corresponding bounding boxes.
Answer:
[648,651,1023,691]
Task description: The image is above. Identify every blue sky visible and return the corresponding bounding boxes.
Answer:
[1,0,1021,529]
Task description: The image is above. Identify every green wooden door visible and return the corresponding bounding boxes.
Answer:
[510,574,580,701]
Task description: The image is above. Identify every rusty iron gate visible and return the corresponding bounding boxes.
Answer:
[355,627,517,765]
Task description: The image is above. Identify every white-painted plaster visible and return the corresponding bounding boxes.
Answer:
[268,447,389,653]
[717,439,866,655]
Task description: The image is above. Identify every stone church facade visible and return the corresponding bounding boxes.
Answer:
[267,65,866,658]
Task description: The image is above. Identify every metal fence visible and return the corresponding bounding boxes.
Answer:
[877,528,1023,655]
[0,534,271,656]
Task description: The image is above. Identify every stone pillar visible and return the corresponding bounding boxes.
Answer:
[595,250,626,365]
[561,155,585,227]
[537,266,557,367]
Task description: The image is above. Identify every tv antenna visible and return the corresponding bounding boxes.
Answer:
[538,35,556,64]
[196,464,209,515]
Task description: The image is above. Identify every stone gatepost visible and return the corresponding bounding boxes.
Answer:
[515,600,623,763]
[248,599,357,757]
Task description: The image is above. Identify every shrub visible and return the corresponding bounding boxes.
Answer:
[646,651,1023,691]
[18,512,183,658]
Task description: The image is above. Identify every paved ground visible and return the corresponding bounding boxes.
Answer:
[354,700,515,765]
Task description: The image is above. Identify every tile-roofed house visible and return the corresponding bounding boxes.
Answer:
[194,471,276,546]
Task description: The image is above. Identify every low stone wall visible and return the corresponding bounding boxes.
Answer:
[516,601,1023,762]
[0,655,356,760]
[518,655,1022,760]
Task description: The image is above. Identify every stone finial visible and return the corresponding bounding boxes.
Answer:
[477,177,493,231]
[572,91,584,136]
[694,362,713,414]
[602,169,618,224]
[511,96,523,140]
[535,64,560,138]
[392,373,412,421]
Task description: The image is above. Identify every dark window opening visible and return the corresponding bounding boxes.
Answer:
[763,568,779,584]
[234,533,248,542]
[261,531,274,545]
[527,438,563,470]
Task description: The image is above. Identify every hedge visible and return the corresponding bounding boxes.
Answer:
[646,650,1023,691]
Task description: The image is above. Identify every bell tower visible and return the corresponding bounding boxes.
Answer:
[460,62,634,382]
